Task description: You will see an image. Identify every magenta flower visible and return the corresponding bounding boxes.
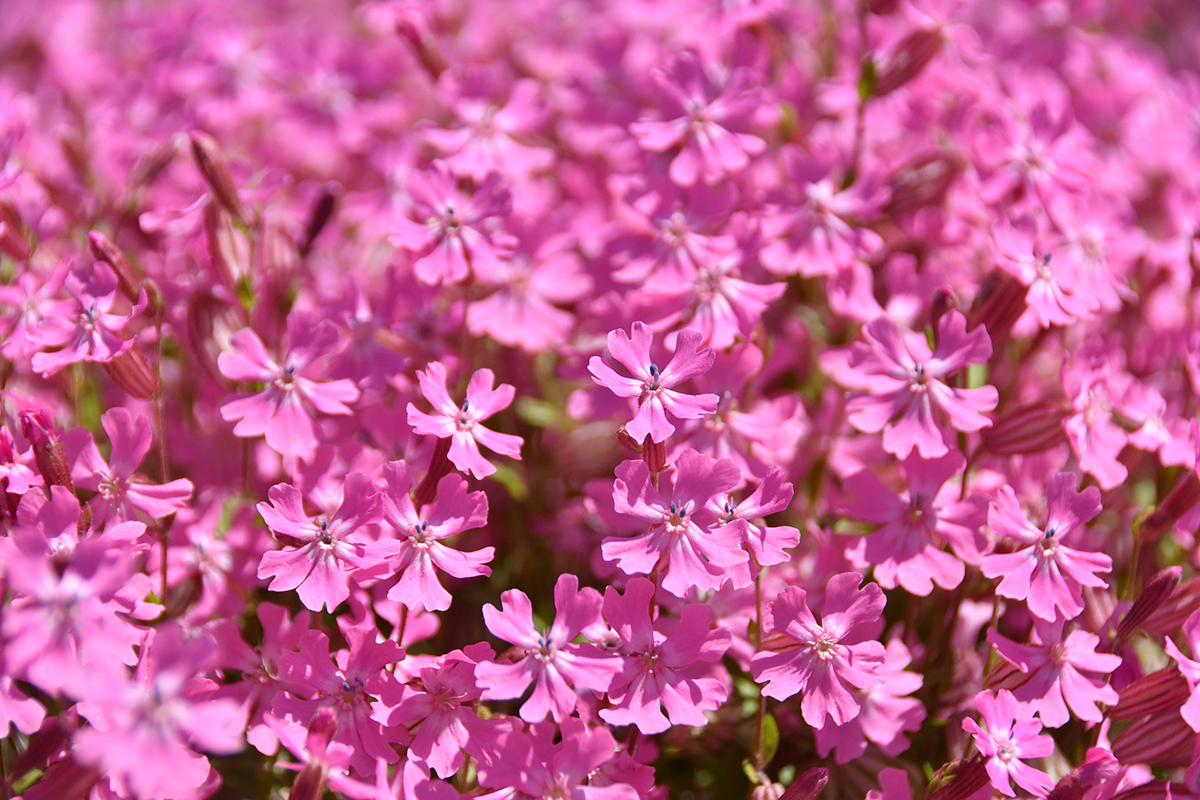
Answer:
[219,313,360,462]
[65,408,194,528]
[603,449,748,597]
[599,577,732,734]
[406,361,524,479]
[992,216,1095,329]
[588,322,719,444]
[1062,348,1129,491]
[388,162,514,285]
[377,461,493,612]
[841,452,988,596]
[841,311,998,459]
[708,466,801,570]
[980,473,1112,622]
[962,690,1056,798]
[474,573,621,723]
[1164,609,1200,734]
[988,619,1121,727]
[750,573,887,727]
[29,262,144,377]
[256,473,385,612]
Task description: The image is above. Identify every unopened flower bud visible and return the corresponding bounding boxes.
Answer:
[779,768,829,800]
[884,151,964,216]
[205,202,250,290]
[88,231,143,306]
[1142,579,1200,637]
[617,426,644,456]
[288,763,327,800]
[1110,666,1191,720]
[190,130,247,225]
[1047,748,1120,800]
[873,27,945,96]
[1141,473,1200,542]
[869,0,899,13]
[103,344,159,399]
[19,409,73,493]
[1108,781,1190,800]
[307,706,339,749]
[1111,710,1194,766]
[260,213,300,287]
[1116,567,1183,643]
[967,269,1028,344]
[300,182,340,257]
[927,755,991,800]
[129,134,181,189]
[414,436,454,510]
[12,712,78,780]
[395,10,447,78]
[164,570,203,618]
[0,200,32,261]
[643,434,667,474]
[186,288,244,382]
[979,400,1069,456]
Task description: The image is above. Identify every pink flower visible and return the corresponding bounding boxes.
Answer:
[962,690,1056,798]
[1062,348,1129,491]
[988,619,1121,728]
[377,461,493,613]
[406,361,524,479]
[256,473,385,612]
[588,322,719,444]
[474,573,621,723]
[599,577,732,734]
[750,573,887,728]
[981,472,1112,622]
[708,465,801,570]
[388,162,514,285]
[992,216,1095,329]
[1165,609,1200,734]
[219,313,360,462]
[29,262,144,377]
[841,452,988,596]
[65,408,194,528]
[630,51,766,187]
[841,311,998,459]
[603,449,748,597]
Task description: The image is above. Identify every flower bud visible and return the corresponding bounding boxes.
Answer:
[1110,666,1191,720]
[1142,579,1200,637]
[300,182,340,257]
[643,434,667,474]
[1116,567,1183,643]
[19,409,74,493]
[205,201,251,290]
[617,426,644,456]
[873,27,945,97]
[288,763,327,800]
[1047,749,1120,800]
[103,344,159,399]
[779,768,829,800]
[186,287,244,383]
[884,151,964,216]
[931,286,957,345]
[1108,781,1192,800]
[190,130,247,225]
[869,0,899,13]
[1141,473,1200,542]
[395,10,447,78]
[88,231,143,305]
[129,134,181,189]
[414,436,454,510]
[0,200,32,261]
[1111,710,1194,766]
[927,755,991,800]
[978,400,1069,456]
[967,269,1028,344]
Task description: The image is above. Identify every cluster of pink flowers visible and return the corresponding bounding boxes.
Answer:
[6,1,1200,799]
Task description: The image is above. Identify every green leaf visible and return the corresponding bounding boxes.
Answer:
[858,57,877,101]
[489,464,529,501]
[516,397,561,429]
[762,713,780,768]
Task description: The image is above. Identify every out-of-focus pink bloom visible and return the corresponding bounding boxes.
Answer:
[29,262,145,377]
[406,361,523,479]
[842,452,988,596]
[219,313,359,462]
[389,162,514,285]
[751,573,887,727]
[588,322,719,444]
[840,311,998,458]
[992,216,1095,329]
[630,51,765,187]
[0,675,44,737]
[0,264,71,361]
[377,462,492,612]
[65,408,193,528]
[256,473,384,612]
[1062,349,1129,490]
[600,577,732,734]
[981,472,1111,622]
[988,618,1120,727]
[603,449,748,597]
[474,573,620,722]
[962,689,1055,798]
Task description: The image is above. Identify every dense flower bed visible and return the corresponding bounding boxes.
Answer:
[4,1,1200,799]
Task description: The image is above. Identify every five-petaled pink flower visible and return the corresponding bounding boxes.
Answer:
[588,322,719,444]
[750,572,887,727]
[981,472,1112,622]
[219,312,359,462]
[962,689,1056,798]
[256,473,384,612]
[406,361,523,479]
[841,311,998,459]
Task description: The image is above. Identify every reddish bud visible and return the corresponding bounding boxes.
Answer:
[967,269,1029,344]
[927,755,991,800]
[186,287,244,383]
[1142,473,1200,542]
[22,756,100,800]
[1110,666,1192,720]
[190,130,247,224]
[617,427,644,456]
[103,345,159,399]
[1142,579,1200,637]
[930,286,957,345]
[19,409,74,493]
[88,231,142,305]
[205,202,250,290]
[129,134,181,189]
[395,11,447,78]
[289,763,328,800]
[0,200,32,260]
[414,436,454,510]
[1111,710,1195,767]
[260,213,300,286]
[643,434,667,474]
[1047,749,1120,800]
[1116,567,1183,643]
[978,400,1069,456]
[884,151,964,216]
[300,182,340,257]
[869,0,899,13]
[1109,782,1195,800]
[873,27,945,96]
[780,768,829,800]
